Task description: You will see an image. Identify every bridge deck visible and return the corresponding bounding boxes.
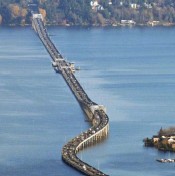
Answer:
[32,13,109,176]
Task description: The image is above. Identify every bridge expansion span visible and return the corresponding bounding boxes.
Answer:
[32,13,109,176]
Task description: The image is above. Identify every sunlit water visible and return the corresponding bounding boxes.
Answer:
[0,26,175,176]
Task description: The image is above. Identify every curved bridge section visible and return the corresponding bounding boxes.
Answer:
[32,13,109,176]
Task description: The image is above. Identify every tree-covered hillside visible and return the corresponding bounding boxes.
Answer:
[1,0,175,26]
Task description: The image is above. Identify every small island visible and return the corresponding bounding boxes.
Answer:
[144,127,175,152]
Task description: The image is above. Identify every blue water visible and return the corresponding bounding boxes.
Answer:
[0,26,175,176]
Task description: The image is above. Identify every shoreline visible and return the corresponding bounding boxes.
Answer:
[1,23,175,28]
[144,127,175,153]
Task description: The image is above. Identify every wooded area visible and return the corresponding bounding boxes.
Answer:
[1,0,175,26]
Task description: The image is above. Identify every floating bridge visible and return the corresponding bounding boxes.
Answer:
[31,12,109,176]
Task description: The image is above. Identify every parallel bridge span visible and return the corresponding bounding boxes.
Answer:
[31,12,109,176]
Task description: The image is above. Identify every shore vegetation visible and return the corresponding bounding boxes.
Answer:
[1,0,175,26]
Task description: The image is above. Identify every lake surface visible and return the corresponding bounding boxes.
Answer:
[0,26,175,176]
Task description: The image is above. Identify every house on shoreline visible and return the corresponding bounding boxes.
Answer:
[144,127,175,152]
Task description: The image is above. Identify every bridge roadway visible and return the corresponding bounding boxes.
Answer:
[32,14,109,176]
